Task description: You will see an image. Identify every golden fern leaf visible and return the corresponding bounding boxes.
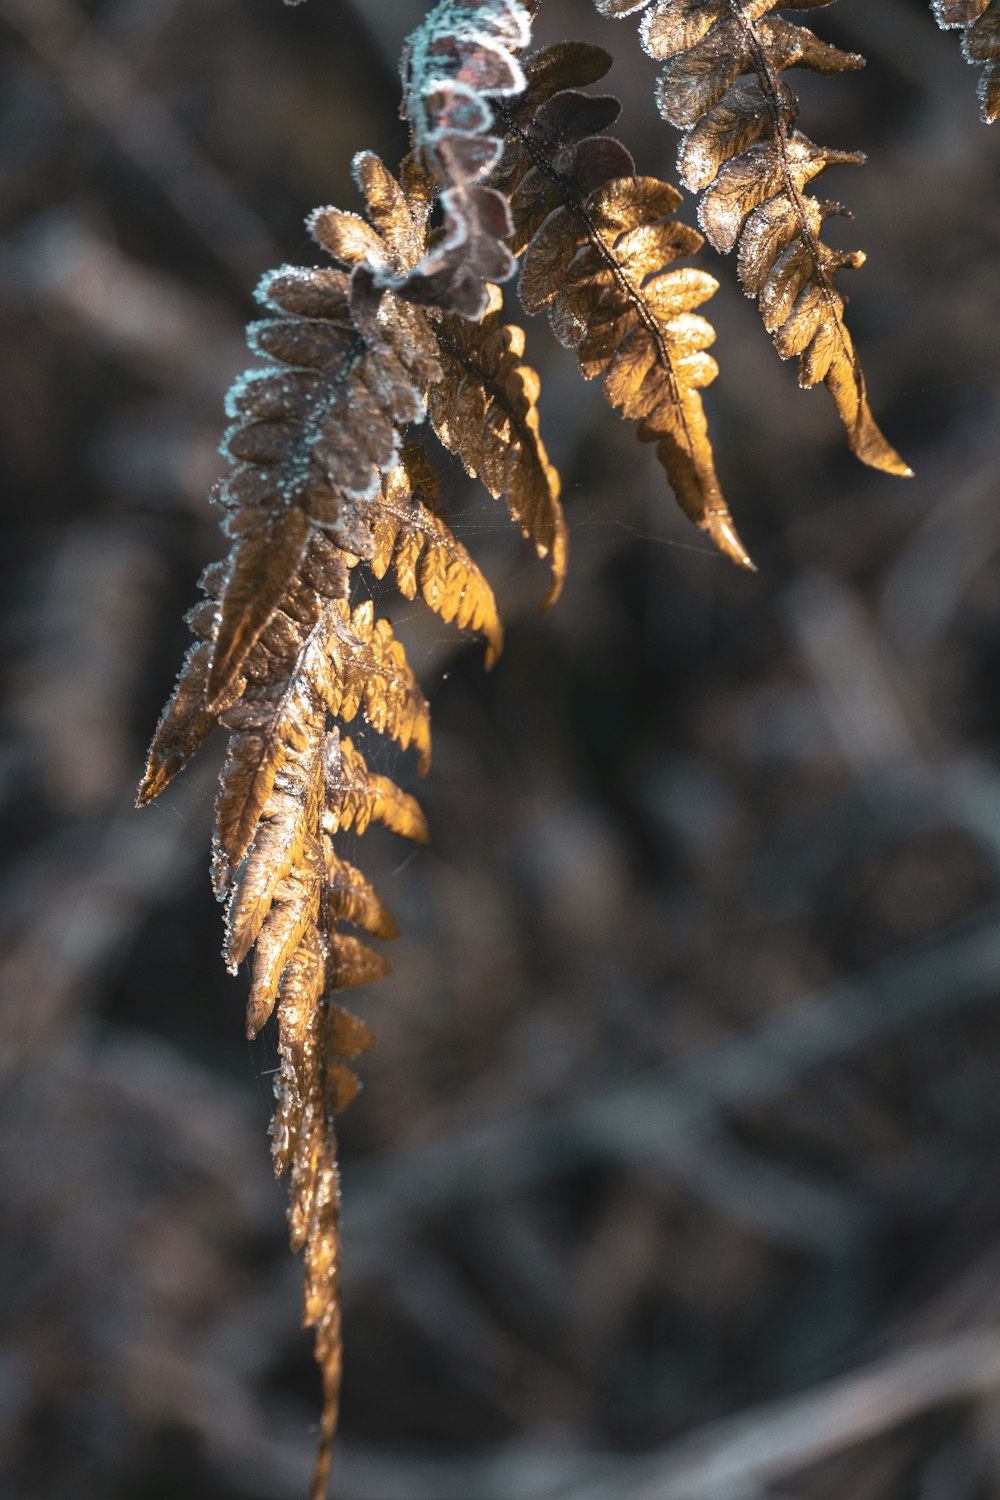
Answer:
[325,847,400,939]
[138,89,565,1498]
[495,43,753,570]
[933,0,1000,120]
[142,534,429,1487]
[430,286,568,602]
[244,727,424,1494]
[324,730,429,843]
[338,155,566,608]
[312,149,565,610]
[227,730,326,1039]
[212,542,349,890]
[375,444,504,666]
[207,172,444,710]
[208,561,426,889]
[136,560,250,807]
[270,923,373,1500]
[320,598,432,773]
[135,641,220,808]
[595,0,911,475]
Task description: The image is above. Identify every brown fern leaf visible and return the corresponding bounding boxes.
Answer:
[136,561,252,807]
[140,523,429,1494]
[215,608,426,1023]
[325,153,566,609]
[208,176,443,709]
[219,723,423,1041]
[209,536,429,892]
[933,0,1000,121]
[494,43,753,570]
[309,151,438,353]
[595,0,911,475]
[230,716,424,1492]
[325,848,400,939]
[135,642,219,808]
[270,920,374,1500]
[375,444,504,666]
[369,0,536,319]
[322,598,432,771]
[324,729,429,844]
[211,540,349,889]
[138,116,566,1497]
[227,726,326,1039]
[430,286,568,602]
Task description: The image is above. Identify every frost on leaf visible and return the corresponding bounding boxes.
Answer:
[932,0,1000,122]
[207,162,444,710]
[370,0,535,319]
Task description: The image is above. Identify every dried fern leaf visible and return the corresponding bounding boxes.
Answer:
[142,534,429,1487]
[597,0,910,475]
[207,506,313,711]
[211,547,350,890]
[430,287,568,601]
[325,847,400,940]
[326,931,393,992]
[209,552,430,892]
[321,599,432,774]
[138,553,295,809]
[270,925,345,1500]
[320,152,566,612]
[374,0,535,319]
[136,641,220,807]
[208,190,443,709]
[496,44,752,569]
[324,730,429,844]
[933,0,1000,121]
[375,444,504,666]
[223,717,326,990]
[137,106,576,1493]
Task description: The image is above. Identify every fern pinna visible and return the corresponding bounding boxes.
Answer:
[933,1,1000,121]
[136,0,1000,1491]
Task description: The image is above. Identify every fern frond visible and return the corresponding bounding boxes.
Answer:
[137,48,564,1500]
[495,43,753,570]
[141,526,430,1490]
[325,848,400,940]
[933,1,1000,121]
[225,727,326,1034]
[596,0,910,476]
[135,642,219,808]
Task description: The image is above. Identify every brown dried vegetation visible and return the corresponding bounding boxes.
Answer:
[934,0,1000,121]
[596,0,911,474]
[131,0,999,1494]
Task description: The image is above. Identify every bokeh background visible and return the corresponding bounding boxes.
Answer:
[4,1,1000,1496]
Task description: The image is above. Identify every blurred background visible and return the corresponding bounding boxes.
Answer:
[3,0,1000,1496]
